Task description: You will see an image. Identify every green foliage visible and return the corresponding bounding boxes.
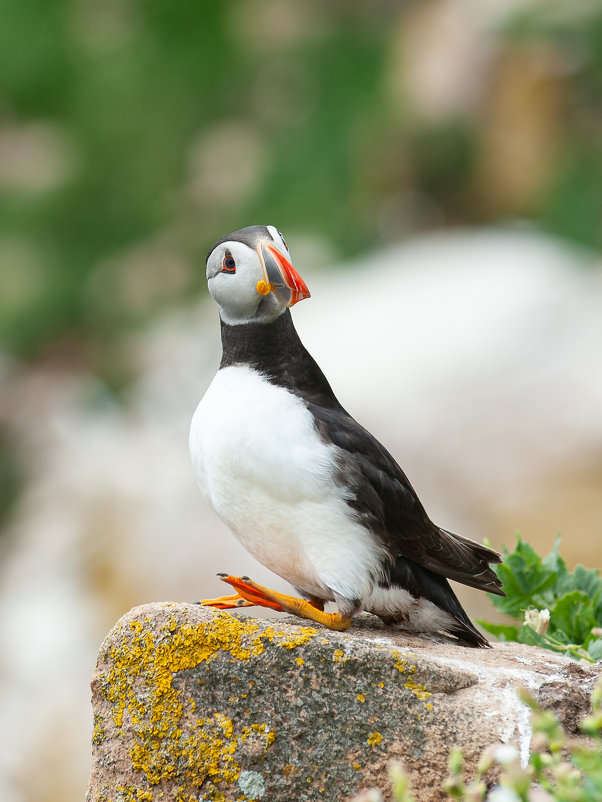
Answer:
[353,677,602,802]
[0,426,25,531]
[441,680,602,802]
[1,2,601,366]
[0,1,389,361]
[477,536,602,663]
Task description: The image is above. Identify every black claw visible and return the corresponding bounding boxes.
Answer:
[216,572,228,578]
[236,600,247,607]
[241,575,250,581]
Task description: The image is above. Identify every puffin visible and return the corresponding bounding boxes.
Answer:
[190,225,504,647]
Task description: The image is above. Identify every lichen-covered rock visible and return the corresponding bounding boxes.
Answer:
[86,603,599,802]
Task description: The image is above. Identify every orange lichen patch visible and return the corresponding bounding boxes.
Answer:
[98,610,311,800]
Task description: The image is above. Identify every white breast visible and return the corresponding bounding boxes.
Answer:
[189,365,386,603]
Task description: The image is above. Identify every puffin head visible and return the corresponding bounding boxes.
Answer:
[205,225,310,325]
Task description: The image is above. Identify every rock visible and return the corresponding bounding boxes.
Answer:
[87,603,600,802]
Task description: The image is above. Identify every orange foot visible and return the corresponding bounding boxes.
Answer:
[197,592,256,610]
[202,573,352,631]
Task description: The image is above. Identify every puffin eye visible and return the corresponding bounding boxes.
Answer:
[277,229,288,252]
[222,252,236,273]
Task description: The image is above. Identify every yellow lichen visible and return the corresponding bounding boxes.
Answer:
[367,731,382,748]
[392,651,410,675]
[295,657,305,667]
[356,694,365,703]
[116,786,154,801]
[240,722,276,751]
[262,624,316,650]
[403,677,431,702]
[391,650,432,712]
[92,713,106,746]
[99,611,308,799]
[332,649,346,663]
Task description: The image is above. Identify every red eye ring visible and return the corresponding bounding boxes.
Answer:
[222,253,236,273]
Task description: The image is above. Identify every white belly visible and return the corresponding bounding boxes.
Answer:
[189,365,386,602]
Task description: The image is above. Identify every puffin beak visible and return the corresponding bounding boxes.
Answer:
[256,240,310,307]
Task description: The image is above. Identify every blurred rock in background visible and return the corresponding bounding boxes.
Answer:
[1,1,601,801]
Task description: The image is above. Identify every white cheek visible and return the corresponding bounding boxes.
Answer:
[209,271,258,317]
[209,273,284,325]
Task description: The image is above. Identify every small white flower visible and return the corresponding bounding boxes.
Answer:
[486,786,522,802]
[492,744,519,766]
[524,608,550,636]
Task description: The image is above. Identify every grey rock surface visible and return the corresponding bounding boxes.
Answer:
[87,603,599,802]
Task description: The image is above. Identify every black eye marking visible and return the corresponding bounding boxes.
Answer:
[277,229,288,252]
[222,250,236,273]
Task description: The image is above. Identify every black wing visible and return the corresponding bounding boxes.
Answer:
[309,401,504,597]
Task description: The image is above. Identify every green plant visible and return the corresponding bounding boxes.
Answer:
[477,536,602,663]
[442,681,602,802]
[351,677,602,802]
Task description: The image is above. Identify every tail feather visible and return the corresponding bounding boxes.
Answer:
[383,556,492,648]
[425,527,506,597]
[443,528,503,563]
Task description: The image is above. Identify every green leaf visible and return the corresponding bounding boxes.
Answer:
[482,535,602,661]
[556,560,602,600]
[586,639,602,662]
[490,537,558,616]
[574,565,602,618]
[541,535,566,574]
[517,625,549,649]
[549,590,597,645]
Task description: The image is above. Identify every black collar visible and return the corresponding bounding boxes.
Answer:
[219,310,341,408]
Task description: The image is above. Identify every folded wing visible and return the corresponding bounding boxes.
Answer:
[309,401,505,597]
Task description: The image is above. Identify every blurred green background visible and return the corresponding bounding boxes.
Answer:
[1,0,600,371]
